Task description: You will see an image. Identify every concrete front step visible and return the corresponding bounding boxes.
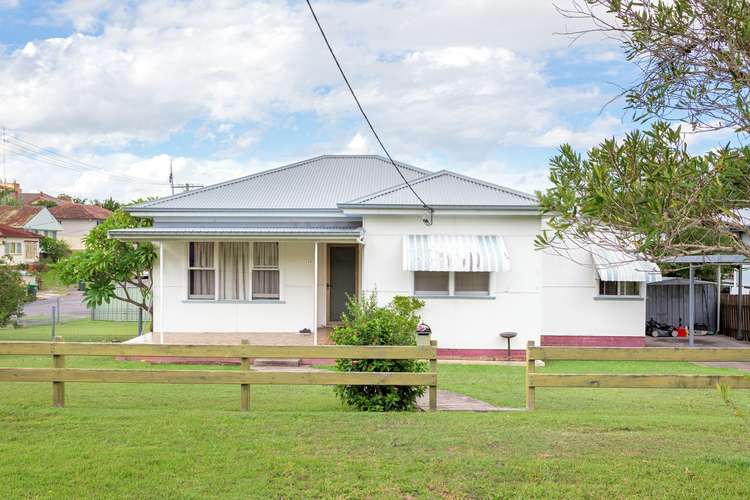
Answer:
[252,358,302,367]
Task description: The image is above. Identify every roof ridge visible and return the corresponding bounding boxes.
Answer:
[133,155,431,209]
[134,155,327,209]
[342,169,537,205]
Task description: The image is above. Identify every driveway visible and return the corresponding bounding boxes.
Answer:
[23,289,90,324]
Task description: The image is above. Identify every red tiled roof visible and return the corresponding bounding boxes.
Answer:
[0,223,41,239]
[21,192,64,206]
[49,203,111,220]
[0,206,43,227]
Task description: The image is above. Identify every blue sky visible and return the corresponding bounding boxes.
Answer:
[0,1,732,201]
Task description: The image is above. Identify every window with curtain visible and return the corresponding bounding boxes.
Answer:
[252,242,279,299]
[24,241,37,260]
[188,242,215,299]
[414,271,449,296]
[598,280,640,296]
[455,272,490,296]
[4,241,22,255]
[218,242,250,300]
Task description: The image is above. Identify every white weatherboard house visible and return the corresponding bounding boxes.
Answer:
[112,156,661,358]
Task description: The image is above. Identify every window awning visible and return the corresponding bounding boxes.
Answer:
[402,234,511,272]
[590,246,662,283]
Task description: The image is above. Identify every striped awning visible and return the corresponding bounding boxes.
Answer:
[402,234,511,272]
[591,246,662,283]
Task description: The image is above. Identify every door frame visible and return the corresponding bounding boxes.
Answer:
[326,243,361,326]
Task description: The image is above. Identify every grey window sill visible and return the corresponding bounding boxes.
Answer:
[593,295,644,301]
[182,299,286,304]
[412,295,496,300]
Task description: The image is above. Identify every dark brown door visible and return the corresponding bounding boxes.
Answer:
[329,246,356,322]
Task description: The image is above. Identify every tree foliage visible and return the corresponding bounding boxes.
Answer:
[57,210,155,315]
[560,0,750,133]
[331,293,427,411]
[537,122,750,259]
[40,236,71,263]
[0,266,27,327]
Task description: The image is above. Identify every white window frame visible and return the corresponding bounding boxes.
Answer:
[4,241,22,255]
[413,271,492,297]
[187,241,217,300]
[251,242,281,300]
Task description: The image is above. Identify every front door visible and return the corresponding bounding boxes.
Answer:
[329,246,357,323]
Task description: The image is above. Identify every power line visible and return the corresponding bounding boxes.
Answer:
[0,130,169,187]
[304,0,433,223]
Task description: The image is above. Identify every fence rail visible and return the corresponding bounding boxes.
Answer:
[0,338,438,411]
[525,341,750,410]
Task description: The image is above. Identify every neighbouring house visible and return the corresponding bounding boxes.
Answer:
[21,191,65,207]
[0,223,41,265]
[49,203,111,250]
[0,206,63,239]
[111,155,661,357]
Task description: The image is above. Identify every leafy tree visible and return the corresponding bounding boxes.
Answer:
[0,266,27,327]
[560,0,750,133]
[57,210,155,317]
[331,293,427,411]
[98,197,121,211]
[32,200,58,208]
[0,186,20,206]
[40,236,71,262]
[537,122,750,260]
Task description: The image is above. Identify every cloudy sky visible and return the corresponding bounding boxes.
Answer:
[0,0,732,202]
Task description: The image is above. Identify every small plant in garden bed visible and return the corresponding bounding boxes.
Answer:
[331,292,426,411]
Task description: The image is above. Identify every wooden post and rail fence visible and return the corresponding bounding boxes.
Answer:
[0,338,438,411]
[3,337,750,412]
[525,340,750,410]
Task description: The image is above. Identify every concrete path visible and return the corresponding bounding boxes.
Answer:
[417,389,522,412]
[22,289,89,324]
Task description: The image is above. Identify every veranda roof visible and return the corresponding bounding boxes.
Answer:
[590,246,662,283]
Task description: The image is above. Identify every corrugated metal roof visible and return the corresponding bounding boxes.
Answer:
[109,226,362,240]
[131,155,430,211]
[0,224,41,239]
[50,203,111,220]
[0,206,43,227]
[340,170,538,208]
[402,234,511,272]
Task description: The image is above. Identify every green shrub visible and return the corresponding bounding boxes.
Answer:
[331,293,427,411]
[40,236,71,262]
[0,266,26,327]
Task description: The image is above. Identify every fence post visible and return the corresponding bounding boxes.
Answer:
[429,340,438,411]
[51,306,56,339]
[137,308,143,336]
[52,336,65,408]
[240,339,251,411]
[526,340,535,411]
[57,296,62,325]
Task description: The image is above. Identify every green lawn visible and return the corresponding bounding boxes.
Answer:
[37,265,70,294]
[0,355,748,498]
[0,319,143,342]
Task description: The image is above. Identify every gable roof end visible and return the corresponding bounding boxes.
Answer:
[339,170,538,209]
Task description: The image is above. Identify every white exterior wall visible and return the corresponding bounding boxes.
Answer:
[0,237,40,265]
[541,245,646,338]
[25,208,63,237]
[362,214,543,353]
[58,219,97,250]
[361,214,647,352]
[153,240,318,333]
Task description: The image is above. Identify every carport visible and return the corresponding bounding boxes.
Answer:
[661,255,750,346]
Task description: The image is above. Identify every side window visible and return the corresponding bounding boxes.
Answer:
[598,280,640,296]
[252,242,280,299]
[414,271,449,296]
[454,272,490,296]
[188,242,215,299]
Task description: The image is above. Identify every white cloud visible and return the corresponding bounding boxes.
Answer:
[0,0,19,9]
[533,116,624,149]
[0,0,633,199]
[341,132,373,155]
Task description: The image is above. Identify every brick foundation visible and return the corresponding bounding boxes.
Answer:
[437,348,526,361]
[540,335,645,348]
